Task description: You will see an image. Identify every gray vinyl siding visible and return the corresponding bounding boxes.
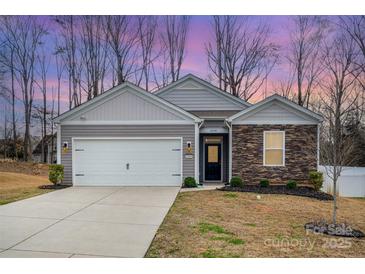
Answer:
[158,89,246,111]
[60,124,195,185]
[233,101,317,125]
[201,120,226,128]
[68,89,186,121]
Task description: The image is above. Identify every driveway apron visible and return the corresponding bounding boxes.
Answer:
[0,186,179,258]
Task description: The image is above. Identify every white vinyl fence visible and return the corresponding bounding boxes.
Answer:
[319,166,365,198]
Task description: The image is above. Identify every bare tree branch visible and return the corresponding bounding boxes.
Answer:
[206,16,278,101]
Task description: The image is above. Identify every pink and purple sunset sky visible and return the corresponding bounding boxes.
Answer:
[181,16,290,81]
[43,16,294,107]
[2,15,336,135]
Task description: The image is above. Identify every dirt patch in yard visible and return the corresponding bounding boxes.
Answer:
[0,172,53,205]
[0,159,49,177]
[146,190,365,258]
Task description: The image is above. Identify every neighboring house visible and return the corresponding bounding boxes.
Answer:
[54,74,323,186]
[32,134,57,164]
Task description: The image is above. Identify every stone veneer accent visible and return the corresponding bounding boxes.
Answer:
[232,125,317,184]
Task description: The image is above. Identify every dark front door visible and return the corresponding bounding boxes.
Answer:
[204,143,222,181]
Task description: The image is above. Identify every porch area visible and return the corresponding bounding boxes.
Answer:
[198,119,230,185]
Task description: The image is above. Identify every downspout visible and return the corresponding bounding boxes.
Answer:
[225,120,232,182]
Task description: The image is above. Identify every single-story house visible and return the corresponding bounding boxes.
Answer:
[54,74,323,186]
[32,134,57,164]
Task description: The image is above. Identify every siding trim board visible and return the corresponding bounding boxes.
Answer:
[56,124,61,164]
[61,120,195,125]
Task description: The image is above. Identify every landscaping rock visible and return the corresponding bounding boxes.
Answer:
[218,185,334,201]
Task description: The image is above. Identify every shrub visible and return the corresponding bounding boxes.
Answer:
[309,171,324,191]
[230,177,243,187]
[259,179,269,187]
[49,164,64,185]
[184,177,197,188]
[286,180,297,189]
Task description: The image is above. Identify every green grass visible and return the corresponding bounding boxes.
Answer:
[223,193,238,198]
[210,236,245,245]
[201,248,219,258]
[199,222,232,234]
[227,238,245,245]
[146,190,365,258]
[201,248,240,258]
[200,222,245,247]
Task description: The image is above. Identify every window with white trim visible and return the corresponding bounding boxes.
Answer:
[264,131,285,166]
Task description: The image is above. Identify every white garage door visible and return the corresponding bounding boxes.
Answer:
[73,138,182,186]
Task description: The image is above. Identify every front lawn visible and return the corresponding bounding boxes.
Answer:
[0,172,53,205]
[146,190,365,258]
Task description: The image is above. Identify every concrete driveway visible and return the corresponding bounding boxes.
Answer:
[0,186,179,258]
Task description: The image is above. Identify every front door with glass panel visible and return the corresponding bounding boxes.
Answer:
[204,143,222,181]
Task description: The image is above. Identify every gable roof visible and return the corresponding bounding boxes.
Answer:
[227,94,323,124]
[154,74,251,108]
[54,82,201,123]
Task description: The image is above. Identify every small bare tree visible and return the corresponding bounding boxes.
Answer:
[206,16,278,101]
[273,69,296,100]
[136,16,159,91]
[54,15,81,109]
[0,16,48,161]
[35,45,50,163]
[104,16,139,85]
[286,16,328,107]
[0,46,18,158]
[79,15,109,99]
[0,100,11,159]
[339,16,365,91]
[340,16,365,64]
[54,44,65,116]
[160,16,191,83]
[319,30,362,224]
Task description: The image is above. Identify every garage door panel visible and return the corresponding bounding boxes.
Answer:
[73,139,181,186]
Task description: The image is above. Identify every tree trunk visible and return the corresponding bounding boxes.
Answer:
[10,54,17,159]
[57,77,61,116]
[24,109,30,161]
[332,176,337,224]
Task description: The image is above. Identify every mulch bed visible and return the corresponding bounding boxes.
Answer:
[39,185,70,190]
[218,185,334,201]
[305,221,365,238]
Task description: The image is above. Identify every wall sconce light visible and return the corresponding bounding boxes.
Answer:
[63,142,69,153]
[186,141,192,154]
